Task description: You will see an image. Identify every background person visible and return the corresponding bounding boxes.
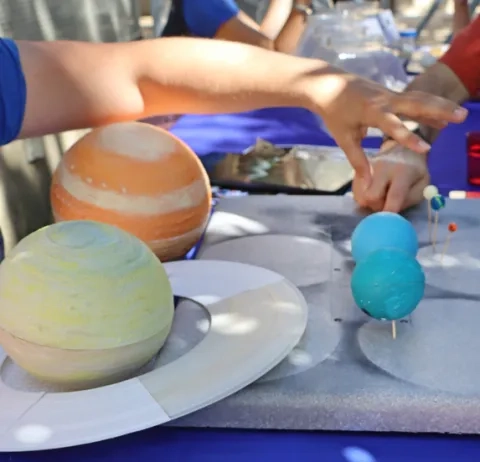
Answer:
[154,0,313,54]
[146,0,313,129]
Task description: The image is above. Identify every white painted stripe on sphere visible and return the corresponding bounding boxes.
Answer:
[96,122,177,161]
[150,222,207,246]
[149,223,207,259]
[56,163,207,215]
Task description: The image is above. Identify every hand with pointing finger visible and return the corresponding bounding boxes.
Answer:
[303,70,466,185]
[352,142,429,213]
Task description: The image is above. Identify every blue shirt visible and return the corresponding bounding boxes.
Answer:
[0,38,26,146]
[183,0,240,38]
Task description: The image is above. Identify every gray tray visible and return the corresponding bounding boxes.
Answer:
[168,195,480,435]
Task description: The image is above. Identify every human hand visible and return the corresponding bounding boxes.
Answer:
[301,70,466,185]
[352,143,430,213]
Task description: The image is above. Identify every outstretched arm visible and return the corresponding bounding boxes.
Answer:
[17,37,313,138]
[7,36,466,182]
[384,62,469,146]
[440,13,480,100]
[379,13,480,148]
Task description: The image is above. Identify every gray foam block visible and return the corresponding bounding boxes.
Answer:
[168,196,480,434]
[359,298,480,396]
[200,235,342,383]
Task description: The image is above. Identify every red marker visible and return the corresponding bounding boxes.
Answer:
[448,222,458,233]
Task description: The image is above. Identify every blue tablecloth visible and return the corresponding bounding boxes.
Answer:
[5,105,480,462]
[5,427,480,462]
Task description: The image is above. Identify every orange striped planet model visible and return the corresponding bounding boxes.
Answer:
[51,122,211,261]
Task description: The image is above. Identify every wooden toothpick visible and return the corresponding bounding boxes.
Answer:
[440,222,457,264]
[430,194,446,252]
[432,211,439,252]
[427,201,432,246]
[423,185,439,251]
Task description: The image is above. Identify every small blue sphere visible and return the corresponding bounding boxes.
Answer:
[430,194,446,211]
[351,212,418,263]
[351,249,425,320]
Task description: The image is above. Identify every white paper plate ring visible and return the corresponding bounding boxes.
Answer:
[0,260,308,452]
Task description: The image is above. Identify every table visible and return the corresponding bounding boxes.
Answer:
[170,103,480,195]
[5,105,480,462]
[4,427,480,462]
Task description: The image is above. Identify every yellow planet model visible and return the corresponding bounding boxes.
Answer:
[0,220,174,389]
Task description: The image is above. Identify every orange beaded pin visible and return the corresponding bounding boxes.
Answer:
[440,222,457,263]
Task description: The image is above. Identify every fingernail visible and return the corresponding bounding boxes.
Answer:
[417,140,431,151]
[453,108,468,120]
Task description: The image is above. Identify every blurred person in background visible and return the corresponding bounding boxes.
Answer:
[155,0,313,54]
[145,0,319,129]
[352,13,480,213]
[0,36,466,185]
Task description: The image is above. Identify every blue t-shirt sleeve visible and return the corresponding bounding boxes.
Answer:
[0,38,27,146]
[183,0,240,38]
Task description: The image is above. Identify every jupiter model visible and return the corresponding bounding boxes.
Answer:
[51,122,212,261]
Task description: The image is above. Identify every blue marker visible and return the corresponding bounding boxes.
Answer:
[430,194,446,211]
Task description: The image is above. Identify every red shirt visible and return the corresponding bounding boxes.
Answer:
[440,15,480,96]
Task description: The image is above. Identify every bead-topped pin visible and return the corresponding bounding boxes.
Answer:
[440,222,457,263]
[423,185,439,248]
[430,193,446,251]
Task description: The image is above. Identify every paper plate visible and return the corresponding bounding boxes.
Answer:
[0,260,308,452]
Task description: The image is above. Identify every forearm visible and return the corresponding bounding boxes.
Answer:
[440,14,480,97]
[135,38,317,114]
[380,62,469,152]
[237,1,293,39]
[18,37,330,138]
[381,13,480,152]
[452,0,470,36]
[403,62,469,144]
[258,0,292,38]
[274,2,310,54]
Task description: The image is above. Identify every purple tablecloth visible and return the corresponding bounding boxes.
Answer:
[428,102,480,194]
[170,107,381,154]
[5,105,480,462]
[171,104,480,195]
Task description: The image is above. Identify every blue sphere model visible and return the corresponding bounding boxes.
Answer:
[430,194,446,211]
[351,212,418,263]
[351,248,425,320]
